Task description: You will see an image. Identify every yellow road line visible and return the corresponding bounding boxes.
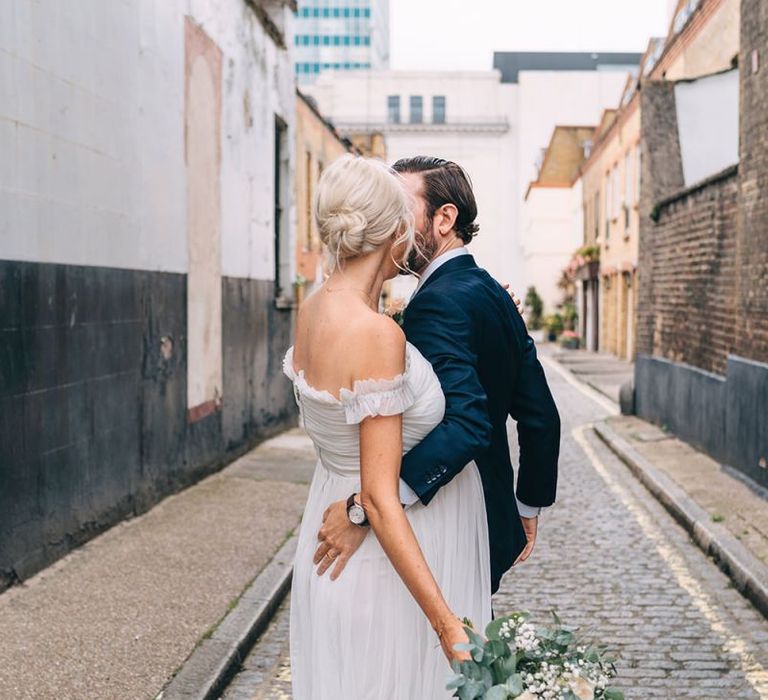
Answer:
[573,424,768,697]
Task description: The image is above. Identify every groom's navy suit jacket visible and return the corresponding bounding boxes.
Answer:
[400,253,560,594]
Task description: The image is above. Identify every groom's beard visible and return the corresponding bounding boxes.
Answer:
[403,225,438,276]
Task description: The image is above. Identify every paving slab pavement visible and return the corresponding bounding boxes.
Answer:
[551,349,634,404]
[0,429,316,700]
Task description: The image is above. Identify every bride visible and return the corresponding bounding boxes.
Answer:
[283,154,492,699]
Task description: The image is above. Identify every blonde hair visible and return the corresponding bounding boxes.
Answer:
[315,154,415,272]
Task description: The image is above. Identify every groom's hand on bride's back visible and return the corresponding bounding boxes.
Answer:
[314,499,368,579]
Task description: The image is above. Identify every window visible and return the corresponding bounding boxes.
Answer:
[611,163,620,220]
[387,95,400,124]
[274,117,290,300]
[604,174,611,240]
[433,96,446,124]
[624,151,632,205]
[623,151,632,234]
[410,95,423,124]
[593,191,600,241]
[634,144,641,203]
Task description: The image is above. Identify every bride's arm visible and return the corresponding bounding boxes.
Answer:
[355,317,468,661]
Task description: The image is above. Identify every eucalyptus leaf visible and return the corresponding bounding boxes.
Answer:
[466,627,487,648]
[486,639,508,660]
[479,664,495,689]
[446,673,466,690]
[603,688,625,700]
[495,653,517,678]
[482,685,511,700]
[505,673,523,695]
[485,615,513,641]
[457,678,487,700]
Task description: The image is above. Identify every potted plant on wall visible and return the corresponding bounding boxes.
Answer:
[544,313,564,342]
[559,329,581,350]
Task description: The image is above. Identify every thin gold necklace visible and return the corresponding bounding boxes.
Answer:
[323,284,375,307]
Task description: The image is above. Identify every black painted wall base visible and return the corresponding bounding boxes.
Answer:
[0,260,296,591]
[635,354,768,488]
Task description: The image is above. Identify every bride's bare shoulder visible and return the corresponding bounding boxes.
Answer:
[347,312,406,379]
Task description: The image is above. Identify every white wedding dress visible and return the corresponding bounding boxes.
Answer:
[283,341,492,700]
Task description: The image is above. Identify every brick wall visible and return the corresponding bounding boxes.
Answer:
[737,0,768,364]
[641,170,740,374]
[637,81,685,360]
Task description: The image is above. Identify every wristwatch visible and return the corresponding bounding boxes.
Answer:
[346,493,369,526]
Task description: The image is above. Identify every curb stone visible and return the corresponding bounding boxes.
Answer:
[594,421,768,621]
[156,533,297,700]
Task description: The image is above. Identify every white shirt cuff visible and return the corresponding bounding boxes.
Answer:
[399,479,420,507]
[516,498,541,518]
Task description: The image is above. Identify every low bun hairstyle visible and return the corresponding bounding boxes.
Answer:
[316,155,415,271]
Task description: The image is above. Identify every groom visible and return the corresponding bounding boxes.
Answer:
[314,156,560,595]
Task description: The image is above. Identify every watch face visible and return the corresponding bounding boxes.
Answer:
[349,504,366,525]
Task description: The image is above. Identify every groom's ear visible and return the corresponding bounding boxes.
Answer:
[436,203,459,236]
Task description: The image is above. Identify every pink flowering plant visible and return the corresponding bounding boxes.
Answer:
[447,611,624,700]
[384,296,408,326]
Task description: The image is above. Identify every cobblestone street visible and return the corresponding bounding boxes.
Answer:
[223,356,768,700]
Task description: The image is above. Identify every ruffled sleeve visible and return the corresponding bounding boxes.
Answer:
[340,373,416,425]
[282,346,297,380]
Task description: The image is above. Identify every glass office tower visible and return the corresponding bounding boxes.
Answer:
[294,0,390,84]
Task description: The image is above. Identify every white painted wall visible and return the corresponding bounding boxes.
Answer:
[675,68,739,186]
[0,0,295,281]
[516,70,629,309]
[521,185,583,311]
[307,68,628,302]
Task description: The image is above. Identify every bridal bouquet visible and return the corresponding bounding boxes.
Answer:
[447,611,624,700]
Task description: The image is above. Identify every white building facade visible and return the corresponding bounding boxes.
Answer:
[306,69,517,298]
[307,54,639,304]
[494,53,640,312]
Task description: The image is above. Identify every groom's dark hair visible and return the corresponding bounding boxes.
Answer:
[392,156,480,244]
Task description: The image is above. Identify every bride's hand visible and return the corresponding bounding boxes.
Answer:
[501,283,524,317]
[435,616,472,663]
[314,499,368,580]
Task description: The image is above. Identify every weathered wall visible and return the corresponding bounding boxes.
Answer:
[635,35,768,486]
[640,169,740,374]
[736,0,768,364]
[295,92,351,289]
[0,1,298,590]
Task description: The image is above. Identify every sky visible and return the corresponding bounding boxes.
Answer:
[390,0,672,71]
